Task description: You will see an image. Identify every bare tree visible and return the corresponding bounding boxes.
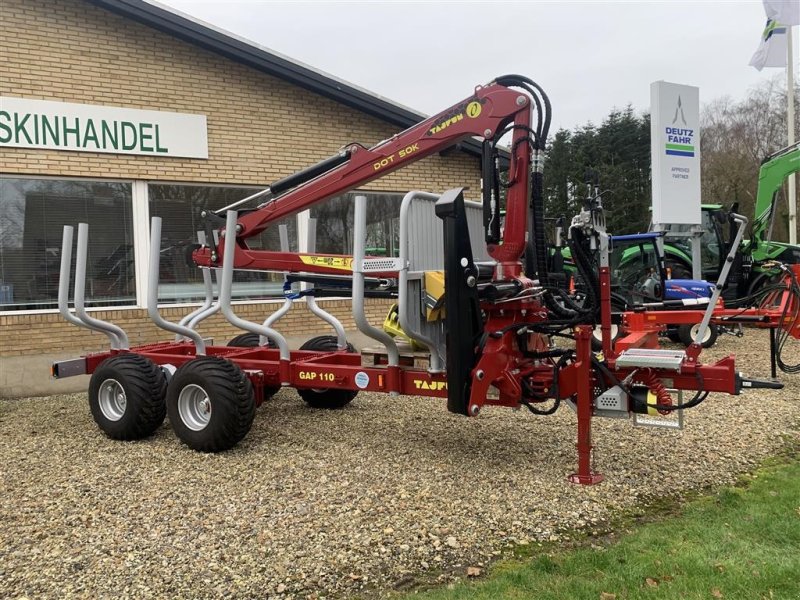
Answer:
[700,75,799,241]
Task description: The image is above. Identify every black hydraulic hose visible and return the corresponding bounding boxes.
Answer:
[492,74,588,325]
[269,150,351,195]
[520,350,572,414]
[725,283,789,308]
[520,394,560,415]
[530,168,547,283]
[493,75,551,287]
[531,228,599,323]
[590,355,709,412]
[646,370,708,412]
[565,228,600,317]
[775,267,800,374]
[494,74,552,142]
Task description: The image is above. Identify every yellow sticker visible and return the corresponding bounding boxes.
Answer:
[413,379,447,391]
[299,371,335,382]
[466,101,482,118]
[300,255,353,271]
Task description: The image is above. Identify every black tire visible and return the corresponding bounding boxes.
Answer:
[227,332,280,400]
[297,335,358,409]
[166,356,256,452]
[591,300,627,351]
[88,354,167,440]
[665,259,692,280]
[666,328,682,343]
[227,332,276,348]
[591,322,621,351]
[677,323,719,348]
[746,271,783,297]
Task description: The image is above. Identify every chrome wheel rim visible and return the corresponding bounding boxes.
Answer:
[691,324,711,345]
[178,384,212,431]
[592,324,619,343]
[98,379,126,422]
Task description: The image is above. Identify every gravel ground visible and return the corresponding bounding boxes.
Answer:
[1,330,798,599]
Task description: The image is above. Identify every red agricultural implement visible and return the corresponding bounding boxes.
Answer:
[52,75,800,483]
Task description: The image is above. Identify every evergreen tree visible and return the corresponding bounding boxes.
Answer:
[543,107,652,234]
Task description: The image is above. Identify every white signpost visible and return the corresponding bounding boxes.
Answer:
[0,97,208,159]
[650,81,702,278]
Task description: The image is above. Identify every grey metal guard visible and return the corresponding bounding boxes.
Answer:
[691,213,749,346]
[185,269,221,332]
[352,195,399,369]
[260,223,294,345]
[184,230,223,331]
[398,191,444,371]
[176,230,217,339]
[396,191,491,372]
[71,224,130,350]
[147,217,206,355]
[220,210,290,366]
[305,218,348,349]
[58,224,129,350]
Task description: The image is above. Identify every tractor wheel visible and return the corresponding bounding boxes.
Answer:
[665,260,692,280]
[677,323,719,348]
[746,271,784,297]
[227,332,281,400]
[166,356,256,452]
[88,354,167,440]
[297,335,358,409]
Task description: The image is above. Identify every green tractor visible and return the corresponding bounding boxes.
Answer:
[660,142,800,299]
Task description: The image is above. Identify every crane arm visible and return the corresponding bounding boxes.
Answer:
[752,141,800,246]
[195,78,540,272]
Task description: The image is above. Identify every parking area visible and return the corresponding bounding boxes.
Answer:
[1,331,797,599]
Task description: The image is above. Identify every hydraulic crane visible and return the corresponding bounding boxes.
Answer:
[52,75,800,483]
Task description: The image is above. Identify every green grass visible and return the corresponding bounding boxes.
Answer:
[407,459,800,600]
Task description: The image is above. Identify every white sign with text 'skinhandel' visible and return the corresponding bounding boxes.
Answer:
[0,96,208,159]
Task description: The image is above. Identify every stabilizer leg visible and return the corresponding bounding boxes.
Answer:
[435,188,483,415]
[568,325,604,485]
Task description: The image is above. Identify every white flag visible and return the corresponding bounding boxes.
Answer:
[764,0,800,26]
[749,18,790,70]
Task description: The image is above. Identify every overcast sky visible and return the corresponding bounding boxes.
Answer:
[158,0,795,133]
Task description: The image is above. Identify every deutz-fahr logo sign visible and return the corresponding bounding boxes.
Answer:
[664,96,694,158]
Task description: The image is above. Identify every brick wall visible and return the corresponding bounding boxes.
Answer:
[0,0,480,362]
[0,299,395,357]
[0,0,480,189]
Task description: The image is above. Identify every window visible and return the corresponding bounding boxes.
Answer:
[0,178,134,311]
[148,184,298,303]
[311,191,402,256]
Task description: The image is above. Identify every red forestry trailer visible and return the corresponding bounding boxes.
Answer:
[52,75,800,483]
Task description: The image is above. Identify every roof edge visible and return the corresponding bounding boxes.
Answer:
[84,0,489,160]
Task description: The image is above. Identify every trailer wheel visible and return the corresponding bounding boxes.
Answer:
[677,323,719,348]
[227,333,281,400]
[591,323,620,351]
[298,335,358,409]
[166,356,255,452]
[88,354,167,440]
[591,300,626,351]
[666,328,682,343]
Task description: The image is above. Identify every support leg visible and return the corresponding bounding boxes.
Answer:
[769,327,778,381]
[568,326,604,485]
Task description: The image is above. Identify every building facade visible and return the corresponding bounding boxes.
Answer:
[0,0,482,396]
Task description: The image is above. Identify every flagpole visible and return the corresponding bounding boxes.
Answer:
[788,25,797,245]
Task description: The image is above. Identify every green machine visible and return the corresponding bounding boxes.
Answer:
[661,142,800,298]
